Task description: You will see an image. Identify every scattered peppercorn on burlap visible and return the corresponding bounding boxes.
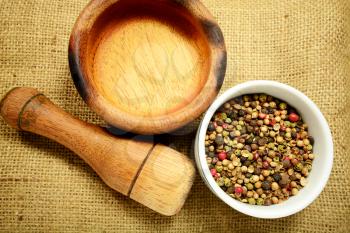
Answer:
[0,0,349,232]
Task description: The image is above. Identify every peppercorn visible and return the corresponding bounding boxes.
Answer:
[251,143,258,151]
[294,162,303,172]
[271,196,279,204]
[217,178,225,186]
[279,173,290,187]
[271,182,279,191]
[235,186,243,194]
[254,167,261,175]
[218,152,227,161]
[264,198,272,206]
[256,198,264,205]
[206,94,315,206]
[246,183,254,190]
[291,188,298,195]
[289,113,299,122]
[208,122,215,132]
[258,138,267,146]
[255,181,262,189]
[248,197,256,205]
[259,94,267,103]
[279,102,287,110]
[308,136,315,145]
[282,159,291,168]
[262,181,271,190]
[215,135,224,145]
[272,173,281,182]
[300,177,307,186]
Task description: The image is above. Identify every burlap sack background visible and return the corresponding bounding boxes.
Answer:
[1,0,349,232]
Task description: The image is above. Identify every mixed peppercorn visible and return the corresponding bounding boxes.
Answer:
[205,94,315,205]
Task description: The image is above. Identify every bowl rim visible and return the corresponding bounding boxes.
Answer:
[68,0,227,135]
[195,80,333,218]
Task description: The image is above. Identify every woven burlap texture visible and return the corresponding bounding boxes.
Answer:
[1,0,349,232]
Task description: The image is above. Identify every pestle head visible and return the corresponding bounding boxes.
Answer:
[130,144,196,216]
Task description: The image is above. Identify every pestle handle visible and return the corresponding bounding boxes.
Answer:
[0,87,195,216]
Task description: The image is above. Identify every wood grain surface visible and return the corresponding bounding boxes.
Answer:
[69,0,227,134]
[0,87,196,216]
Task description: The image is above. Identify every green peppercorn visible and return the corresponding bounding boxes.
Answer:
[259,94,267,103]
[279,102,287,110]
[217,177,225,186]
[215,135,224,145]
[224,178,231,187]
[294,162,303,172]
[206,94,315,206]
[246,183,254,190]
[248,197,256,205]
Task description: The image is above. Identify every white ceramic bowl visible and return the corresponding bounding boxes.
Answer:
[195,80,333,218]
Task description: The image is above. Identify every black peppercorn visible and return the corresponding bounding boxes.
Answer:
[235,97,243,105]
[267,107,274,114]
[247,126,254,133]
[261,108,268,114]
[244,161,251,166]
[308,136,315,145]
[240,156,247,163]
[215,135,224,145]
[229,111,238,120]
[258,138,267,146]
[254,167,261,175]
[216,120,223,126]
[246,137,253,144]
[208,122,215,132]
[272,173,281,182]
[262,181,271,190]
[244,145,252,152]
[238,109,246,116]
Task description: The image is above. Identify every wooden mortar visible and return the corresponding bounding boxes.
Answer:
[69,0,227,134]
[0,87,195,216]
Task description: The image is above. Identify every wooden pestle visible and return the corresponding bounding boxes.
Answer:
[0,87,195,216]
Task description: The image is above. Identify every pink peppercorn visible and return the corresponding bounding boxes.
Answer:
[210,169,217,176]
[253,152,260,160]
[269,118,276,126]
[222,123,228,129]
[289,113,299,122]
[263,161,270,169]
[235,187,243,194]
[218,152,227,161]
[258,113,267,119]
[291,158,299,166]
